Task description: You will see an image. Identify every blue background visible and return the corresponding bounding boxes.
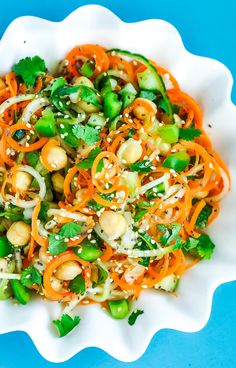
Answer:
[0,1,236,367]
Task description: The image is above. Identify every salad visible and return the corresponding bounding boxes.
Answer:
[0,44,230,336]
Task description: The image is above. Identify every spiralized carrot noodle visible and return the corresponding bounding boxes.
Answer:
[0,44,230,324]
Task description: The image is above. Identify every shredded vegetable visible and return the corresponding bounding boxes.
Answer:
[0,45,230,335]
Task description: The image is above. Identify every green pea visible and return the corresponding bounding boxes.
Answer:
[108,299,129,319]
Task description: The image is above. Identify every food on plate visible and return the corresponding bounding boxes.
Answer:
[0,44,230,335]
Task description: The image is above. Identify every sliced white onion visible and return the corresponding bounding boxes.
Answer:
[0,273,21,280]
[63,295,86,315]
[6,165,46,208]
[206,168,230,202]
[124,264,146,284]
[185,163,204,177]
[23,207,34,220]
[14,249,22,273]
[0,94,34,115]
[138,173,170,195]
[21,97,49,124]
[47,208,94,226]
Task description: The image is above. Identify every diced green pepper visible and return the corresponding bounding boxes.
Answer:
[79,59,95,78]
[10,279,30,305]
[35,109,56,137]
[0,236,13,257]
[74,245,102,262]
[57,124,79,148]
[103,92,122,120]
[108,299,129,319]
[163,151,190,172]
[119,83,137,109]
[158,124,179,144]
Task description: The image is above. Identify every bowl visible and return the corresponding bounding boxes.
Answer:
[0,4,235,363]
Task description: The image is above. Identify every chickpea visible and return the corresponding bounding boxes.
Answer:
[50,276,64,292]
[117,138,143,165]
[39,247,50,265]
[99,211,128,240]
[0,77,6,90]
[7,221,31,247]
[133,98,157,121]
[51,172,64,193]
[194,190,209,199]
[55,261,82,281]
[0,258,8,272]
[73,188,87,205]
[44,146,67,171]
[159,142,171,155]
[73,76,94,89]
[12,171,32,192]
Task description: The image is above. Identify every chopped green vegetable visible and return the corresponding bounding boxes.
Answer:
[96,264,109,286]
[35,109,56,137]
[128,309,144,326]
[158,124,179,144]
[57,124,79,148]
[48,233,68,256]
[12,56,46,86]
[50,77,66,96]
[103,92,122,119]
[21,266,42,288]
[183,237,199,253]
[79,59,95,78]
[179,127,202,141]
[77,147,104,171]
[38,201,50,222]
[130,160,153,173]
[53,314,81,337]
[196,204,213,229]
[55,85,102,108]
[163,151,190,172]
[108,299,129,319]
[139,90,156,101]
[157,97,169,113]
[75,245,102,262]
[10,279,30,305]
[72,124,100,146]
[145,182,165,200]
[69,274,86,295]
[0,236,13,257]
[183,234,215,260]
[59,223,82,239]
[134,208,148,222]
[158,223,181,249]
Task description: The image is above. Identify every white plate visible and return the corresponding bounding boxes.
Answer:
[0,4,235,363]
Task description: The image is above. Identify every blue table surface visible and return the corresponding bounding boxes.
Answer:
[0,1,235,367]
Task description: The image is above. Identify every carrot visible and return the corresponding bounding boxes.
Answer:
[92,185,129,208]
[28,236,36,261]
[5,123,48,152]
[31,200,48,248]
[108,55,134,82]
[40,138,59,171]
[184,199,206,237]
[91,151,121,194]
[101,242,114,262]
[43,250,90,301]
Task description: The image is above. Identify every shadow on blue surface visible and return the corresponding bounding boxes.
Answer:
[0,1,236,367]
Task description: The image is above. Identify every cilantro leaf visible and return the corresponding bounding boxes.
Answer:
[157,97,169,113]
[179,128,202,141]
[157,223,181,249]
[59,223,82,239]
[69,274,86,294]
[12,56,46,86]
[196,204,213,229]
[20,266,42,288]
[136,228,158,250]
[48,233,68,256]
[138,258,150,267]
[183,237,199,253]
[50,77,66,96]
[38,202,50,222]
[196,234,215,260]
[77,147,104,171]
[128,309,144,326]
[72,124,100,146]
[53,314,80,337]
[130,160,153,173]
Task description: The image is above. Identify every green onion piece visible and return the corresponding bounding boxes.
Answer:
[108,299,129,319]
[158,124,179,144]
[163,151,190,172]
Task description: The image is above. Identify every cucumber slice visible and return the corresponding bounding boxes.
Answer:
[155,274,179,292]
